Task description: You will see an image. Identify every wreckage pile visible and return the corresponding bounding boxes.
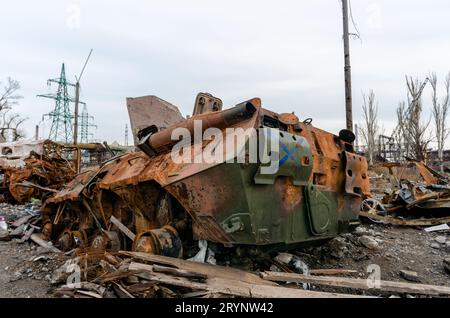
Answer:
[0,140,76,204]
[361,159,450,226]
[0,202,42,242]
[50,249,450,298]
[1,203,450,298]
[1,93,449,299]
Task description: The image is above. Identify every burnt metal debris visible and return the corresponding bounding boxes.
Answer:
[40,94,370,258]
[361,158,450,225]
[0,140,76,204]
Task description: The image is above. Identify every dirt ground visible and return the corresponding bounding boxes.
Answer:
[298,222,450,296]
[0,241,53,298]
[0,203,449,298]
[0,203,66,298]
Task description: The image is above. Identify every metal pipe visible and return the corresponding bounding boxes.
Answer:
[139,101,257,155]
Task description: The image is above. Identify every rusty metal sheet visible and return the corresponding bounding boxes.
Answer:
[126,96,184,146]
[414,161,439,185]
[45,168,97,203]
[344,151,370,196]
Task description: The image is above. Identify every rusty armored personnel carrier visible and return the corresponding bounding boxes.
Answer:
[41,94,369,259]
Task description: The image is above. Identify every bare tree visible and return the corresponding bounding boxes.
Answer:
[429,72,450,171]
[0,77,27,141]
[392,101,408,161]
[0,113,28,141]
[0,77,22,112]
[360,90,379,165]
[401,76,431,161]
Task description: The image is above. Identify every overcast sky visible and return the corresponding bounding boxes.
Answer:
[1,0,450,148]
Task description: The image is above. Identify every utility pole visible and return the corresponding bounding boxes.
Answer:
[73,49,93,173]
[73,81,80,146]
[342,0,353,132]
[74,49,93,145]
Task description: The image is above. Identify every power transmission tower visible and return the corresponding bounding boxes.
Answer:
[124,124,129,147]
[38,63,84,143]
[79,104,96,143]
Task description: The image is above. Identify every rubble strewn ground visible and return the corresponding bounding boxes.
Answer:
[0,203,67,298]
[0,155,449,298]
[301,223,449,289]
[0,202,449,298]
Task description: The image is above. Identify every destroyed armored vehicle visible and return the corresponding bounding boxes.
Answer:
[41,94,369,259]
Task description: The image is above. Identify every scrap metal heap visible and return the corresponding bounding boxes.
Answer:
[0,140,76,204]
[40,95,370,259]
[361,158,450,225]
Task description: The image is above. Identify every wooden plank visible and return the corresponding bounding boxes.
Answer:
[406,192,441,209]
[12,215,33,228]
[209,277,369,298]
[30,233,61,253]
[181,291,212,298]
[76,290,103,298]
[112,283,135,298]
[424,224,450,232]
[110,216,135,241]
[152,264,207,280]
[54,289,76,298]
[359,212,450,227]
[126,282,158,294]
[310,269,358,276]
[9,224,25,237]
[128,263,368,298]
[120,251,274,286]
[261,271,450,296]
[95,270,141,284]
[62,282,106,296]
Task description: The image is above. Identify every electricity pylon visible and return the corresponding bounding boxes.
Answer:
[79,104,96,143]
[37,63,85,143]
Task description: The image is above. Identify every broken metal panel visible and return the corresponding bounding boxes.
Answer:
[45,168,97,203]
[414,161,439,185]
[343,151,370,196]
[126,96,184,146]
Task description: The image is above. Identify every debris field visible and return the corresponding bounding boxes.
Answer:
[0,93,449,298]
